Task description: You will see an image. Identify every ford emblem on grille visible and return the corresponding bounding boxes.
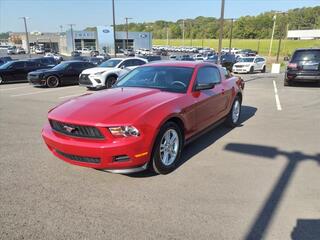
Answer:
[63,125,76,133]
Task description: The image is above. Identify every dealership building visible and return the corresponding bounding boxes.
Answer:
[287,29,320,40]
[11,26,152,55]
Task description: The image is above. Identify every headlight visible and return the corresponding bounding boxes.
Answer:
[94,71,106,75]
[108,126,140,137]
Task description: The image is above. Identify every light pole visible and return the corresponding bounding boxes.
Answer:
[225,18,236,54]
[112,0,117,57]
[268,15,277,57]
[67,24,75,52]
[182,20,185,47]
[19,17,31,58]
[218,0,225,65]
[59,25,63,35]
[125,17,132,50]
[166,26,169,46]
[276,12,288,63]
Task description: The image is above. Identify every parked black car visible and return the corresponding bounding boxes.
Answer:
[205,54,237,71]
[139,55,161,62]
[239,49,257,56]
[88,57,108,66]
[29,57,57,67]
[0,60,49,84]
[71,51,81,57]
[28,60,95,88]
[0,56,13,66]
[284,48,320,86]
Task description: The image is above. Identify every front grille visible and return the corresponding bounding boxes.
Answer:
[49,119,104,139]
[79,74,92,85]
[235,65,244,68]
[55,149,101,163]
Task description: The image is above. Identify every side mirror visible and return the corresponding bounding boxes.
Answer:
[120,65,126,69]
[195,82,215,91]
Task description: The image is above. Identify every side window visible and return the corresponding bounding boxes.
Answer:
[196,67,221,85]
[119,59,134,68]
[133,59,146,66]
[13,62,25,69]
[72,62,86,70]
[26,61,37,67]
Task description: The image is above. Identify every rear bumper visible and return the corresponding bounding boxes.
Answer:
[286,71,320,82]
[42,123,151,172]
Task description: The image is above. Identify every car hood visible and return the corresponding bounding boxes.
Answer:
[28,68,57,74]
[49,87,181,126]
[81,67,115,74]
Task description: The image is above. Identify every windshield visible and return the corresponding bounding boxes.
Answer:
[99,59,122,68]
[238,58,254,63]
[51,62,69,71]
[114,66,194,93]
[0,61,13,69]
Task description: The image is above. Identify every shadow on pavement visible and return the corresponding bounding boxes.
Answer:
[224,143,320,240]
[128,105,257,178]
[291,219,320,240]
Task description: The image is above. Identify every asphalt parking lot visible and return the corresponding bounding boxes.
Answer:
[0,74,319,239]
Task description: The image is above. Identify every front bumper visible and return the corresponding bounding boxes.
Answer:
[42,123,151,172]
[28,76,46,86]
[79,74,103,88]
[232,67,250,73]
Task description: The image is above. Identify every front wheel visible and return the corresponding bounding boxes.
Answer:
[249,66,254,74]
[225,96,242,128]
[261,66,266,73]
[151,122,183,175]
[46,76,60,88]
[105,76,117,88]
[0,75,4,84]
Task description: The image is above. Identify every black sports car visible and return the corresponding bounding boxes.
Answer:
[0,60,49,84]
[28,60,95,88]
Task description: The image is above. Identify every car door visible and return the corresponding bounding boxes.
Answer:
[192,66,225,131]
[67,62,88,84]
[12,61,27,81]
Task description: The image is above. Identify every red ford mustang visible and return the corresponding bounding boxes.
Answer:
[42,61,244,174]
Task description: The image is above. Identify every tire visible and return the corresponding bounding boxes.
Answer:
[87,87,96,91]
[249,66,254,74]
[106,76,117,89]
[261,66,266,73]
[0,75,4,84]
[151,122,183,175]
[46,75,60,88]
[284,78,292,86]
[225,96,242,128]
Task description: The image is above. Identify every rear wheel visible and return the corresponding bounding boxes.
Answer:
[46,76,60,88]
[284,78,292,86]
[249,66,254,74]
[225,96,242,127]
[0,75,4,84]
[151,122,183,175]
[261,66,266,73]
[106,76,117,88]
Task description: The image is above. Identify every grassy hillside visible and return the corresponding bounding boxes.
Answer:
[153,39,320,56]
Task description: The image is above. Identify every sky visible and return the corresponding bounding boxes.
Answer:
[0,0,319,32]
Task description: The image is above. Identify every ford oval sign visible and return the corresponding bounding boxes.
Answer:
[102,29,110,33]
[139,34,147,38]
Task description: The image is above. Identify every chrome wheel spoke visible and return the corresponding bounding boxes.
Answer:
[159,129,179,166]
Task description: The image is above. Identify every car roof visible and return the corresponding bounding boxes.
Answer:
[294,48,320,51]
[145,60,215,68]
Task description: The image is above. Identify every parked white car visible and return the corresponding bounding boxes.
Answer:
[232,56,266,73]
[79,57,148,89]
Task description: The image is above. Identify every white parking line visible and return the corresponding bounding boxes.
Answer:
[273,80,282,111]
[10,86,79,97]
[0,86,30,91]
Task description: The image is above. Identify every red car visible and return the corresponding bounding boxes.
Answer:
[42,61,244,174]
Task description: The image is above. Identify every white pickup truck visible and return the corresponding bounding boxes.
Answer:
[79,57,148,90]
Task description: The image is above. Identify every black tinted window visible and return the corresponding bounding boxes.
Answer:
[13,62,25,68]
[119,60,135,68]
[71,62,86,70]
[196,67,221,85]
[292,50,320,62]
[26,61,37,67]
[133,59,146,65]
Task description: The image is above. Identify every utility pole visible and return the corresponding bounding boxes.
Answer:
[228,18,234,54]
[182,20,185,47]
[19,17,31,58]
[276,13,287,63]
[166,26,169,46]
[268,15,277,57]
[59,25,63,35]
[112,0,117,57]
[125,17,132,50]
[218,0,225,65]
[67,24,75,52]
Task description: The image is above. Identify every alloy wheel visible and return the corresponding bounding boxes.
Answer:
[159,129,179,166]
